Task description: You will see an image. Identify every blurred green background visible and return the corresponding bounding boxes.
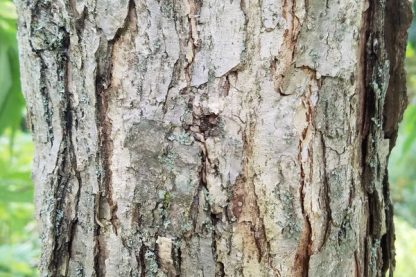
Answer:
[0,0,38,276]
[0,0,416,276]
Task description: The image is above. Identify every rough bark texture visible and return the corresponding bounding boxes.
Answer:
[16,0,411,276]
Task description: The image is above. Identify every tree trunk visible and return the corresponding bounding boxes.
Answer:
[16,0,411,276]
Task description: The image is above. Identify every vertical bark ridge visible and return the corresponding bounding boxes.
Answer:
[94,0,138,273]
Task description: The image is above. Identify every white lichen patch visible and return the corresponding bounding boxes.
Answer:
[295,0,363,78]
[191,0,245,86]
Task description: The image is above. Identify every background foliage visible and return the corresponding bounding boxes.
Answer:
[0,0,38,276]
[0,0,415,276]
[0,0,24,139]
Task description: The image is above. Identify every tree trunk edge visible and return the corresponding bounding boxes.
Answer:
[362,0,412,275]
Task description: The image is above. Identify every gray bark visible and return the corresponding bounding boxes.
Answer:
[16,0,411,276]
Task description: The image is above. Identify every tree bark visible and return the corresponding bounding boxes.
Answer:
[16,0,411,276]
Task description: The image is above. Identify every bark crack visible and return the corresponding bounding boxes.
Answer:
[318,132,332,252]
[183,0,202,87]
[292,76,316,277]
